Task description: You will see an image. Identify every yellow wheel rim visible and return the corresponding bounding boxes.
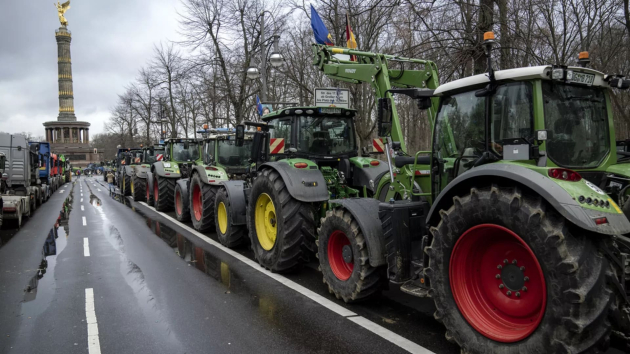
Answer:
[218,202,228,234]
[131,179,134,193]
[255,193,277,251]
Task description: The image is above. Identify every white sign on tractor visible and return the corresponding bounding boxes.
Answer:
[315,88,350,108]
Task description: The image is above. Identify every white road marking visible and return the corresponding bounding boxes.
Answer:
[81,205,84,211]
[82,216,87,226]
[97,189,101,192]
[81,193,83,197]
[138,201,432,354]
[58,190,65,194]
[83,238,90,257]
[85,288,101,354]
[81,198,83,202]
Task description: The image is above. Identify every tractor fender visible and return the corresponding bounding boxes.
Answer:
[351,164,389,193]
[176,179,190,207]
[146,170,154,195]
[125,166,135,177]
[219,180,248,225]
[260,161,329,203]
[133,166,149,179]
[151,162,181,178]
[329,198,386,267]
[191,166,228,185]
[427,164,630,235]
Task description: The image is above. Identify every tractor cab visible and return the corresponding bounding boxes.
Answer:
[262,107,357,161]
[197,127,254,176]
[162,138,202,179]
[426,58,630,214]
[143,144,165,164]
[240,106,386,199]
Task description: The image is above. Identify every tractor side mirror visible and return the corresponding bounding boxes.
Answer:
[378,98,393,137]
[0,154,5,171]
[416,97,432,110]
[235,125,245,147]
[125,155,131,165]
[251,131,266,163]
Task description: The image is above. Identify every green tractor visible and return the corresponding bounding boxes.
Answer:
[120,148,143,197]
[173,127,251,234]
[146,138,201,212]
[126,143,164,203]
[232,106,388,271]
[313,36,630,353]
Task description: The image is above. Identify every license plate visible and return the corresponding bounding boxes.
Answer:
[570,72,595,86]
[320,108,342,114]
[609,181,623,189]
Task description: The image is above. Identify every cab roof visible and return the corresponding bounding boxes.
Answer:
[434,65,609,96]
[262,106,357,121]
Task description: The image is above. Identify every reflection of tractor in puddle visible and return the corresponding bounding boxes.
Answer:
[175,234,232,290]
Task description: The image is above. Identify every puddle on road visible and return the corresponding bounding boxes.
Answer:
[108,195,294,325]
[21,186,74,317]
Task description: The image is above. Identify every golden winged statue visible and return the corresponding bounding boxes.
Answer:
[54,1,71,27]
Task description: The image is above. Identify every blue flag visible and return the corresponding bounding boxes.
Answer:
[311,5,334,46]
[256,95,263,116]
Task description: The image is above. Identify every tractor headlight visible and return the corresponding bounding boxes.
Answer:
[552,68,564,80]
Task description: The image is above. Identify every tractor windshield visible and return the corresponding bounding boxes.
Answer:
[217,140,252,167]
[172,142,199,161]
[543,82,609,168]
[130,150,143,164]
[297,116,355,155]
[144,148,164,163]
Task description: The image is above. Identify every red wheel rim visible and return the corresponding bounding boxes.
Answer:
[327,230,354,281]
[192,184,202,221]
[153,178,158,203]
[147,183,150,201]
[175,190,182,215]
[450,224,546,343]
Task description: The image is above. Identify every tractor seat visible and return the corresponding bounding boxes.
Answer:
[394,156,431,168]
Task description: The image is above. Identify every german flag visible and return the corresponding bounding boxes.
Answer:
[345,13,357,61]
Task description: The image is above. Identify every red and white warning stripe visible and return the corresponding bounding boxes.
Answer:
[156,154,163,161]
[372,138,385,153]
[270,138,285,154]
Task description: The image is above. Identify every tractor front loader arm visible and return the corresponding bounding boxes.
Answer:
[312,44,440,153]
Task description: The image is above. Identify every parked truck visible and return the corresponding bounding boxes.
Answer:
[29,141,52,203]
[0,133,44,228]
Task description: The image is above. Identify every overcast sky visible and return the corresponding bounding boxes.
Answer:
[0,0,185,138]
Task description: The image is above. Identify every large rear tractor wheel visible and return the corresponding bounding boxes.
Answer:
[123,174,132,196]
[131,176,146,202]
[190,173,216,231]
[318,208,385,302]
[247,168,315,273]
[153,175,175,212]
[427,185,613,353]
[215,188,246,248]
[146,179,154,206]
[175,184,190,222]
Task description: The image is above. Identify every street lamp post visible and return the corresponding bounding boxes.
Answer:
[247,11,284,103]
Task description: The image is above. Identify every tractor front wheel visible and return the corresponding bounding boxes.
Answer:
[215,188,246,248]
[247,168,315,273]
[428,185,613,353]
[175,183,190,222]
[318,208,385,302]
[190,173,216,231]
[131,176,145,202]
[153,175,175,211]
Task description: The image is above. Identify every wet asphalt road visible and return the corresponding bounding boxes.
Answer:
[2,178,621,354]
[0,178,459,354]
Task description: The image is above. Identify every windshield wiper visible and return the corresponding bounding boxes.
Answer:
[567,95,603,103]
